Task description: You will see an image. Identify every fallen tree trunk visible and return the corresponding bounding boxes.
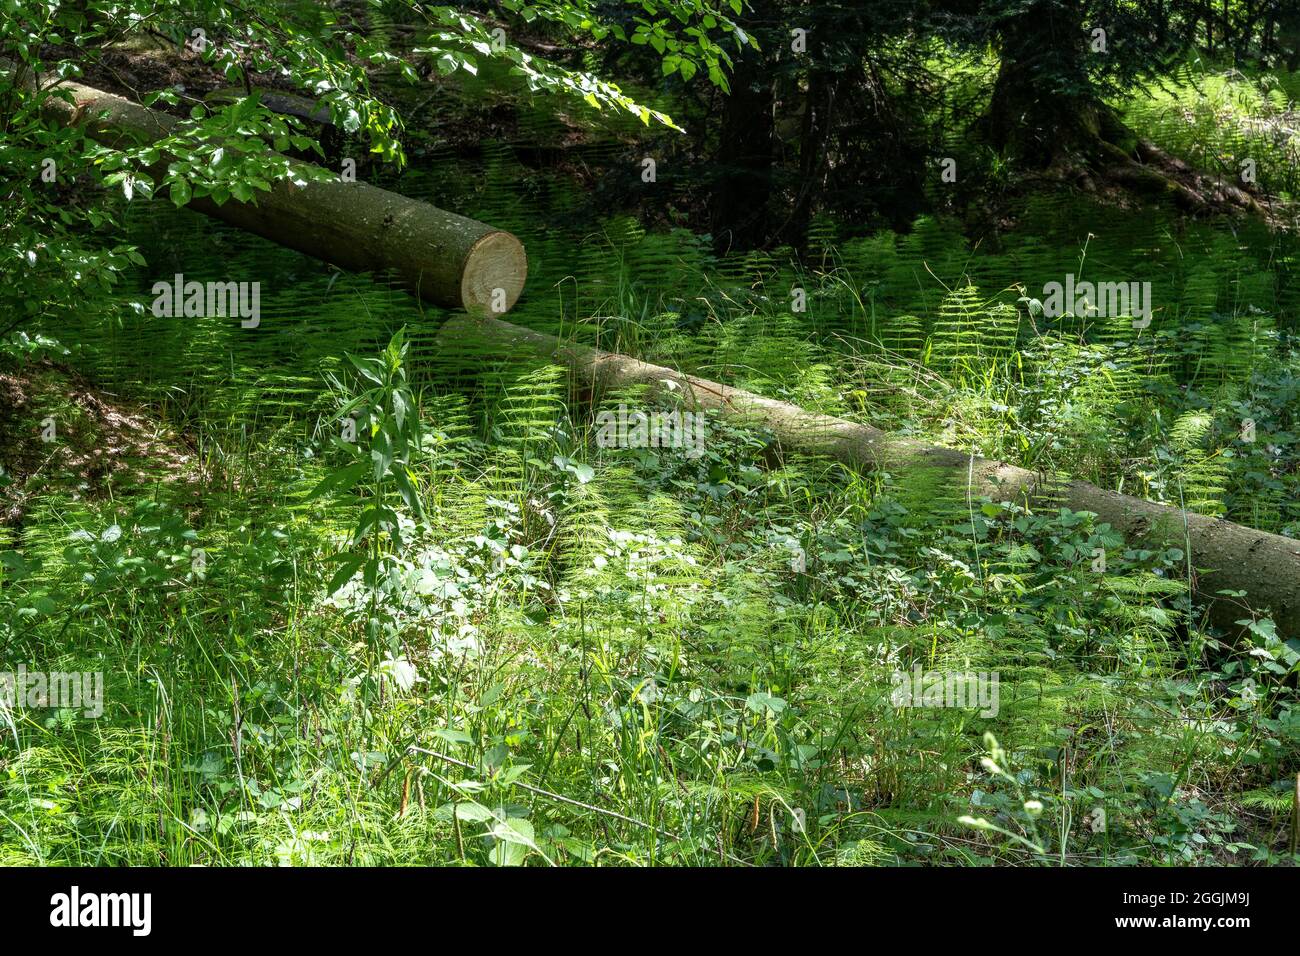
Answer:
[439,313,1300,641]
[20,69,1295,639]
[26,70,526,314]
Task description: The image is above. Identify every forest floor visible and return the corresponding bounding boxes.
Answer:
[0,362,198,529]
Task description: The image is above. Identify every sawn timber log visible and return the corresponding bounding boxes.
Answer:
[29,70,526,314]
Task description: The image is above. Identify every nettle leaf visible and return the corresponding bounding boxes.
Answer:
[393,468,422,515]
[431,728,475,748]
[326,553,366,596]
[489,839,528,866]
[1240,618,1279,642]
[392,389,408,431]
[308,461,368,500]
[490,816,536,846]
[745,692,787,714]
[451,801,495,823]
[553,456,595,483]
[347,354,384,385]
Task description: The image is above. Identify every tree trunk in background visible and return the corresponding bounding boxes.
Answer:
[1282,3,1300,69]
[709,5,775,252]
[779,67,836,248]
[976,1,1264,217]
[981,0,1097,168]
[439,313,1300,642]
[709,55,774,251]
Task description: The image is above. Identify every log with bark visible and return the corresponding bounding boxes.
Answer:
[23,69,527,314]
[438,313,1300,641]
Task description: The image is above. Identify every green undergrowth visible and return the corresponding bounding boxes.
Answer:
[1121,58,1300,202]
[3,66,1300,864]
[2,308,1298,864]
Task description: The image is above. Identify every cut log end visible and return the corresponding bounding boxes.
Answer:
[460,230,528,316]
[3,65,533,318]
